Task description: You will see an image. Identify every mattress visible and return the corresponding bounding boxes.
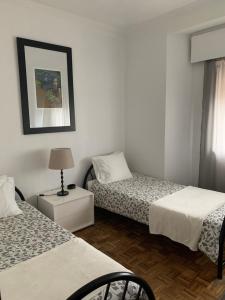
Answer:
[89,172,225,263]
[0,199,144,300]
[0,199,73,271]
[90,172,184,224]
[149,186,225,251]
[0,238,139,300]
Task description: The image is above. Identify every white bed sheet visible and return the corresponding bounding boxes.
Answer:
[149,186,225,250]
[0,238,129,300]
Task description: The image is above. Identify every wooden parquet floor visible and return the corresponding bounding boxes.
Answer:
[76,208,225,300]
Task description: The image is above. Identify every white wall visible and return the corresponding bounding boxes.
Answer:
[0,0,125,198]
[190,62,204,185]
[165,34,193,184]
[165,34,204,185]
[2,0,225,198]
[125,0,225,184]
[125,28,166,178]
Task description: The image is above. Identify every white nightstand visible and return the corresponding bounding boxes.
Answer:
[38,187,94,232]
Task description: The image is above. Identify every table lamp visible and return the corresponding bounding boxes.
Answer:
[49,148,74,196]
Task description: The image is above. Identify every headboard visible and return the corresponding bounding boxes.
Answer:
[15,187,25,201]
[82,165,96,189]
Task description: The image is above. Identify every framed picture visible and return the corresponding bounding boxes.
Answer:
[17,37,75,134]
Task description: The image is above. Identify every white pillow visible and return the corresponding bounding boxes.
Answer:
[0,176,22,218]
[92,152,133,184]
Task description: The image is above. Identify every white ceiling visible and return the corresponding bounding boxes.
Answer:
[30,0,200,27]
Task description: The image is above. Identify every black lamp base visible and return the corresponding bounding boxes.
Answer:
[57,169,69,196]
[57,190,69,197]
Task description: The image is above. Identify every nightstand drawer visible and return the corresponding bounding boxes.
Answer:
[53,195,93,220]
[56,209,94,232]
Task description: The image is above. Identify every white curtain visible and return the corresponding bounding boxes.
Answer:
[199,59,225,192]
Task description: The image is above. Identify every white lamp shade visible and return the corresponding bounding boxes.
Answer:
[49,148,74,170]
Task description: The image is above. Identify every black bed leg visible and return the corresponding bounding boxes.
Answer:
[217,263,223,280]
[217,216,225,280]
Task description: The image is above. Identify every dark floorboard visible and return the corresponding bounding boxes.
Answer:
[76,208,225,300]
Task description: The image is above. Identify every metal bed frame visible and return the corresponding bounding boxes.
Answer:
[15,186,25,201]
[67,272,155,300]
[82,164,225,280]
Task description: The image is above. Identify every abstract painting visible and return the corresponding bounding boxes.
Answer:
[35,69,62,108]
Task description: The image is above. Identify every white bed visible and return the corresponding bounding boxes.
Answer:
[149,186,225,251]
[0,195,154,300]
[0,238,130,300]
[83,166,225,279]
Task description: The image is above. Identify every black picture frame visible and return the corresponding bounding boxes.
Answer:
[17,37,75,134]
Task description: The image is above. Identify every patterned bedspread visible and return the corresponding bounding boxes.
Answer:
[0,200,145,300]
[91,173,184,224]
[199,204,225,263]
[90,173,225,264]
[0,199,73,271]
[89,280,148,300]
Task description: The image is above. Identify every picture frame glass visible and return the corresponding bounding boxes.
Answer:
[25,46,70,128]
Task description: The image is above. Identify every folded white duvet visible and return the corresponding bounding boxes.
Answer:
[149,186,225,250]
[0,238,129,300]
